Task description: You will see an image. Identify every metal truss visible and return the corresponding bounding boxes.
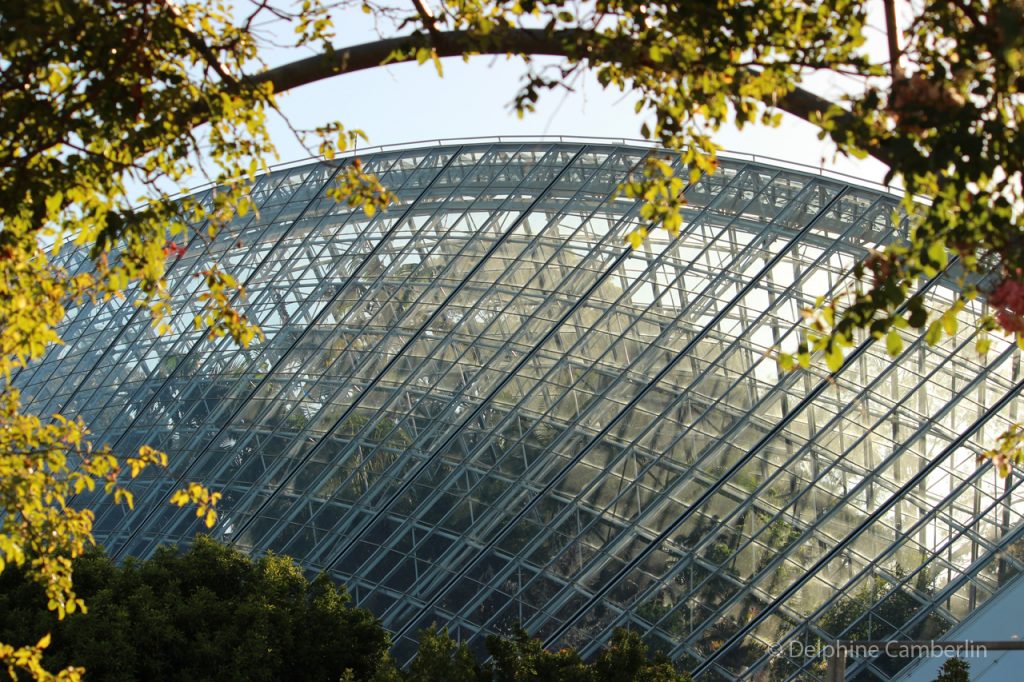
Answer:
[18,141,1024,681]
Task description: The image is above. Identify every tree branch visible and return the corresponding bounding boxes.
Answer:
[251,28,897,168]
[159,0,240,90]
[410,0,441,40]
[883,0,904,79]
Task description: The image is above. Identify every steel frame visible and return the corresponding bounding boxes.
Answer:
[18,141,1024,681]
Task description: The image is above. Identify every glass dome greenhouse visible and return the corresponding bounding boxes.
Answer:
[18,140,1024,681]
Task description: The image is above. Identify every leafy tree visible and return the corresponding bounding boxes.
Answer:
[934,657,971,682]
[406,627,692,682]
[404,629,478,682]
[819,568,949,645]
[592,629,693,682]
[0,537,391,682]
[0,538,694,682]
[485,628,592,682]
[818,569,952,678]
[1,0,1022,678]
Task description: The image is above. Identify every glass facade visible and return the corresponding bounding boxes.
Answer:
[17,141,1024,680]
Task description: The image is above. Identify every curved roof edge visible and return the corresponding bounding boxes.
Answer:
[174,135,908,202]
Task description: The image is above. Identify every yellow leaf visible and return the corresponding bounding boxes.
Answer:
[927,240,948,269]
[942,311,958,336]
[825,347,844,373]
[886,329,903,356]
[978,336,992,356]
[778,353,794,372]
[625,228,647,249]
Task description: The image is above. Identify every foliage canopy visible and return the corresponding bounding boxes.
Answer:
[1,0,1022,677]
[0,537,690,682]
[0,537,389,682]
